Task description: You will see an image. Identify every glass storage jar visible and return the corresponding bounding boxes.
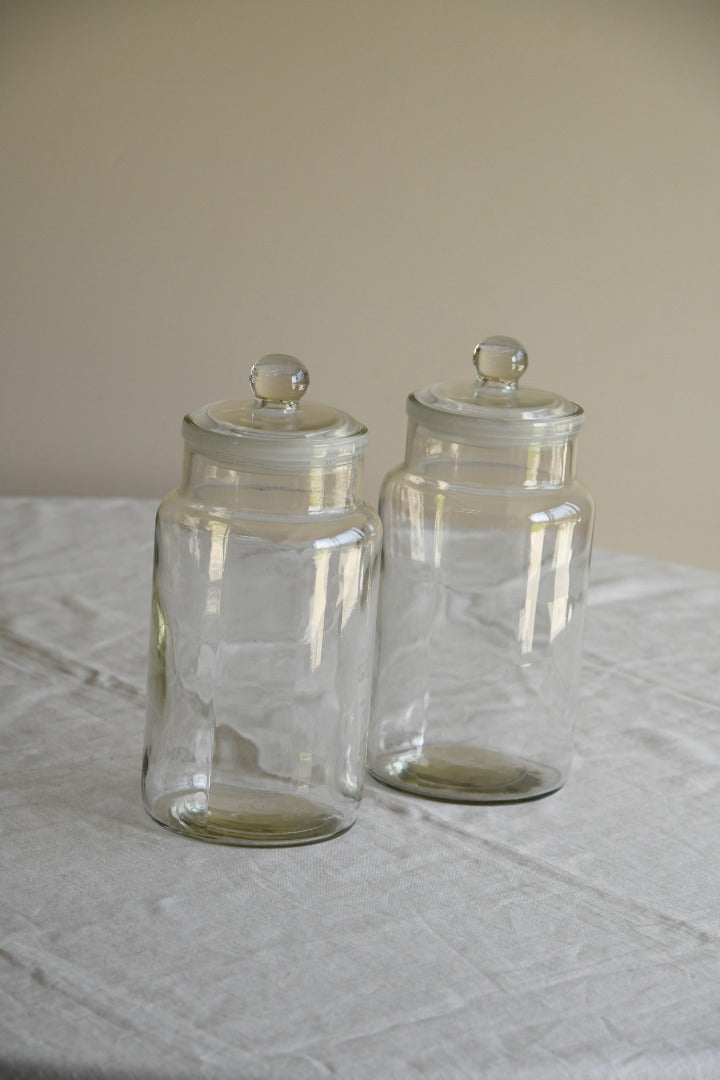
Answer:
[142,355,381,845]
[367,336,594,803]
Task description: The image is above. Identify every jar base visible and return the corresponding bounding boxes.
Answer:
[368,745,564,804]
[146,787,353,846]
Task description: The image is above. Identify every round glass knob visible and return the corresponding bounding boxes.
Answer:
[473,336,528,389]
[250,354,309,408]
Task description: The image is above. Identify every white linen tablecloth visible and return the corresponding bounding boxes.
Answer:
[1,497,719,1079]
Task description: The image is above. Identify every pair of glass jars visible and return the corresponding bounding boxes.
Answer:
[142,339,595,846]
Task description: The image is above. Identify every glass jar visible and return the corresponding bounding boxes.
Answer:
[367,336,595,803]
[142,355,382,845]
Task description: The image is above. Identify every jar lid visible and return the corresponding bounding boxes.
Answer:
[407,336,584,445]
[182,354,367,467]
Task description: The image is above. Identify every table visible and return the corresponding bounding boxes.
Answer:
[2,497,719,1079]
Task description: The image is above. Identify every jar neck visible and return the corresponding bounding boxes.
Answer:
[179,449,364,514]
[405,423,578,490]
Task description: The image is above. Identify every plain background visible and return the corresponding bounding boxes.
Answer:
[2,0,719,569]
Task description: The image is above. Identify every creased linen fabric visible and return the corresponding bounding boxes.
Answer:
[1,497,719,1079]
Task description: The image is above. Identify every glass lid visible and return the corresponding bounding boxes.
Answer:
[407,336,584,444]
[182,354,367,466]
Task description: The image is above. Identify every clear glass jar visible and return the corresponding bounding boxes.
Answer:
[367,337,595,803]
[142,355,381,845]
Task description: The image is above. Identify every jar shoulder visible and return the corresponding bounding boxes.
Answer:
[156,490,381,546]
[380,466,594,518]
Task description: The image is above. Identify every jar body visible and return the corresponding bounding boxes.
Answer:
[367,428,594,802]
[143,455,381,845]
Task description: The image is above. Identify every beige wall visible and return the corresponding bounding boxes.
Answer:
[2,0,719,569]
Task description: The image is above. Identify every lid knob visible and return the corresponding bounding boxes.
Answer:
[250,354,309,409]
[473,336,528,390]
